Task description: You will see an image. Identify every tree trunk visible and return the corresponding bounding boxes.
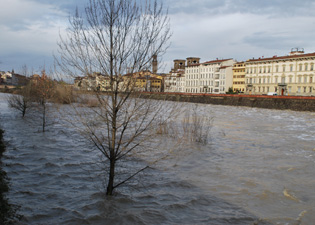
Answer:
[42,103,46,133]
[106,156,115,195]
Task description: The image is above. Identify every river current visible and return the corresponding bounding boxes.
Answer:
[0,93,314,224]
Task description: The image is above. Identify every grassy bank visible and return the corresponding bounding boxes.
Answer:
[0,128,20,224]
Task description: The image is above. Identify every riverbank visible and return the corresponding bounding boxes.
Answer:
[0,85,20,94]
[0,128,19,224]
[139,92,315,112]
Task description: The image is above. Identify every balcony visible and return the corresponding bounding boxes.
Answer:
[278,83,287,87]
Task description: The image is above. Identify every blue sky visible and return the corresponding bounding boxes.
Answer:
[1,0,315,74]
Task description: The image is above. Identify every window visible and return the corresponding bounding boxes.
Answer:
[290,65,293,72]
[305,64,308,71]
[289,77,292,83]
[299,64,302,71]
[281,77,285,83]
[298,76,302,83]
[283,66,286,72]
[268,67,271,73]
[298,87,301,93]
[288,86,291,93]
[311,64,314,71]
[276,66,279,72]
[304,77,307,83]
[304,87,306,93]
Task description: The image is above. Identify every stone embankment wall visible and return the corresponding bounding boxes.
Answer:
[139,92,315,112]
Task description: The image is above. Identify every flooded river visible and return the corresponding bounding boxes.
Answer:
[0,93,314,224]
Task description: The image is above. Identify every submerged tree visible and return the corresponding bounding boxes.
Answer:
[7,85,33,118]
[55,0,171,195]
[31,71,56,132]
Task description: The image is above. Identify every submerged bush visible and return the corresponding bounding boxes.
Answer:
[155,104,213,145]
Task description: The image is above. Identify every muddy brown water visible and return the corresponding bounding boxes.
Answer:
[0,93,314,224]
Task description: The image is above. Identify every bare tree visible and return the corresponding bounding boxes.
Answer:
[55,0,171,195]
[7,85,33,118]
[19,64,29,77]
[31,70,56,132]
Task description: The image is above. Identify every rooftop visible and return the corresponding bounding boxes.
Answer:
[247,52,315,63]
[203,59,232,65]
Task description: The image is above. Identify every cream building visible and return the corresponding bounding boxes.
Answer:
[185,58,235,94]
[164,73,178,92]
[165,59,186,92]
[245,49,315,96]
[175,71,185,93]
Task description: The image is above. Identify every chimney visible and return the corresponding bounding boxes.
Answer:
[152,54,158,74]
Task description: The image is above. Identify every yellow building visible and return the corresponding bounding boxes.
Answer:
[232,62,246,92]
[121,70,164,92]
[135,77,146,90]
[74,72,112,91]
[149,77,162,92]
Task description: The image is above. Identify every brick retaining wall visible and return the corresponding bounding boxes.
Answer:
[138,92,315,112]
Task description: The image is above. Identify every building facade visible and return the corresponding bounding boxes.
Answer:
[232,62,246,92]
[165,59,186,92]
[185,58,235,94]
[245,49,315,96]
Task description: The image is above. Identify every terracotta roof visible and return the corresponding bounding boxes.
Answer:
[203,59,232,64]
[149,77,162,80]
[186,57,200,59]
[219,66,231,69]
[12,73,27,78]
[247,52,315,63]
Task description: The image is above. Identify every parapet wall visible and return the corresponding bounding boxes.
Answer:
[139,92,315,112]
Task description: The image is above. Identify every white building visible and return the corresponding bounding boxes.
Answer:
[1,71,13,85]
[185,58,235,94]
[176,71,185,93]
[164,73,178,92]
[165,59,187,93]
